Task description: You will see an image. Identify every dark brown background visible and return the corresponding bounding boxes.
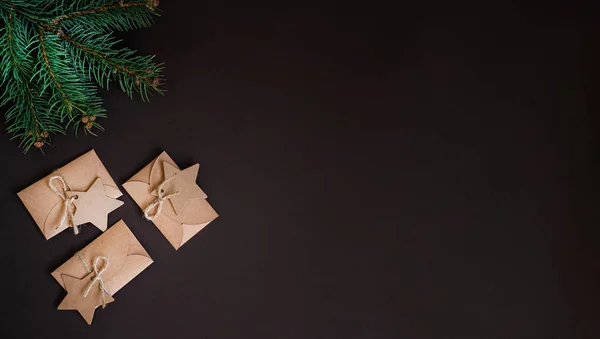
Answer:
[0,1,597,338]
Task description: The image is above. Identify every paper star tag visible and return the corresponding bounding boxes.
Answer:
[153,162,207,215]
[67,178,124,232]
[58,272,115,325]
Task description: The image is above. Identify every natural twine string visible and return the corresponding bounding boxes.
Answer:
[76,252,111,309]
[49,175,79,234]
[144,175,179,221]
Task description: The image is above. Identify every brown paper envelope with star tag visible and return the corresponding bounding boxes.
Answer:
[123,151,218,250]
[51,220,153,324]
[17,149,123,240]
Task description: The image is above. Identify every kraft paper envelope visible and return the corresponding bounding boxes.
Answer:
[17,149,123,239]
[52,220,153,324]
[123,151,218,250]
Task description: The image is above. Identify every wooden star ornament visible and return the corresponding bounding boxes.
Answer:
[153,162,207,215]
[58,273,115,325]
[67,178,124,231]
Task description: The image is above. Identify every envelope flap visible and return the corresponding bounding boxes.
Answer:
[126,223,150,258]
[104,254,153,294]
[52,221,132,289]
[157,201,218,249]
[162,198,218,225]
[149,152,179,190]
[17,178,63,238]
[76,221,130,281]
[60,150,121,198]
[122,181,154,214]
[181,221,213,247]
[154,213,185,249]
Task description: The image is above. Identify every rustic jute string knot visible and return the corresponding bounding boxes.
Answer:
[144,174,179,221]
[76,252,111,309]
[49,175,79,234]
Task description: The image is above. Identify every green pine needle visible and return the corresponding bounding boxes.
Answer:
[0,0,164,152]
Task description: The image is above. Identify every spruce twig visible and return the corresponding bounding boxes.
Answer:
[52,1,154,24]
[0,0,163,152]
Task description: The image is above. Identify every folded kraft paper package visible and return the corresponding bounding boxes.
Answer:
[52,220,153,324]
[17,149,123,239]
[123,151,219,250]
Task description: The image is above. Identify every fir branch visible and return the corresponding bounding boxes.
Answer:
[38,28,69,107]
[52,1,156,24]
[59,29,163,100]
[0,10,47,151]
[0,0,164,151]
[52,0,160,33]
[34,28,106,124]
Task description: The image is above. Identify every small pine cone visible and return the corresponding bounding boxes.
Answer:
[40,131,49,138]
[89,116,96,122]
[152,78,160,87]
[135,78,140,86]
[153,0,160,7]
[113,69,118,74]
[81,116,89,123]
[27,131,32,136]
[86,122,93,129]
[34,141,44,148]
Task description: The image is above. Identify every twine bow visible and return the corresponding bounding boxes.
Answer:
[49,175,79,234]
[77,253,111,309]
[144,175,179,221]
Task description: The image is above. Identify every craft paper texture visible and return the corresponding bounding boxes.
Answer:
[17,149,122,239]
[52,220,153,324]
[123,151,218,250]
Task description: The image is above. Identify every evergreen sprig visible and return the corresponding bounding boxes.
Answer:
[0,0,163,152]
